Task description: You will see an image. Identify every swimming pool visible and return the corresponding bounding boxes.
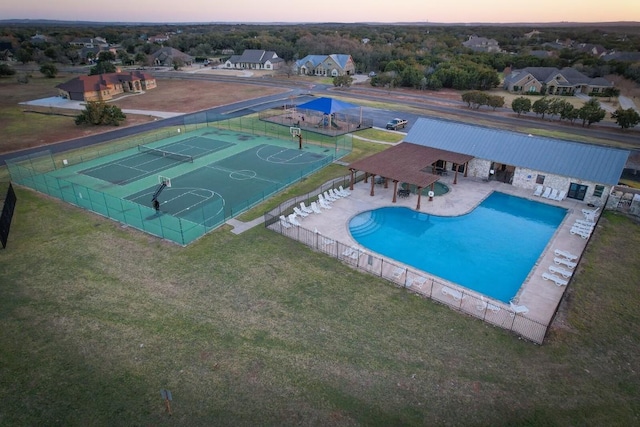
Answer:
[349,192,567,302]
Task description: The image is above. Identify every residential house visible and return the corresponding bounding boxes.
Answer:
[293,54,356,76]
[69,37,109,48]
[462,36,501,53]
[402,118,629,207]
[148,34,171,44]
[576,43,607,57]
[224,49,283,70]
[503,67,613,96]
[150,46,194,66]
[55,71,157,102]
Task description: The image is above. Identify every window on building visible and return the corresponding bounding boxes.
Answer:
[568,183,588,201]
[536,175,545,185]
[593,185,605,198]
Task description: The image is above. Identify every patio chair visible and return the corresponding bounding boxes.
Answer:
[570,226,591,239]
[293,206,309,218]
[509,301,529,316]
[477,296,501,313]
[554,257,577,269]
[549,265,573,279]
[338,185,351,196]
[541,187,552,198]
[324,191,339,202]
[533,185,543,197]
[310,201,322,214]
[542,272,568,287]
[329,188,343,199]
[392,267,405,279]
[548,188,559,200]
[279,215,292,229]
[318,197,332,210]
[442,286,464,301]
[554,249,578,261]
[409,275,428,288]
[300,201,314,214]
[287,213,301,226]
[553,190,566,201]
[318,193,332,205]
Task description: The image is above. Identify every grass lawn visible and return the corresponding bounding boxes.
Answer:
[0,177,639,426]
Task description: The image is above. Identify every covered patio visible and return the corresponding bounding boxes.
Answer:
[348,143,474,210]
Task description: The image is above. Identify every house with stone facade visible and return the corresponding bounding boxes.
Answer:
[224,49,283,70]
[293,54,356,76]
[55,71,156,102]
[504,67,613,96]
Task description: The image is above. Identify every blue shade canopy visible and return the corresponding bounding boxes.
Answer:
[296,97,359,114]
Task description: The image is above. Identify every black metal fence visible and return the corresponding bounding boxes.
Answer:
[264,182,550,344]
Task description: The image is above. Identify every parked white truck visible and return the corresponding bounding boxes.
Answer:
[386,118,408,130]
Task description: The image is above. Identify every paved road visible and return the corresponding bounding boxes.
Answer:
[3,72,639,167]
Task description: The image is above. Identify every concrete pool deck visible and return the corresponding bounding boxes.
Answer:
[284,174,596,328]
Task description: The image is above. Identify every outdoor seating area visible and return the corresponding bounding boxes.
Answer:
[533,185,566,201]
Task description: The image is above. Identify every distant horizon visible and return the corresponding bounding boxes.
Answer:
[3,0,639,25]
[3,18,640,26]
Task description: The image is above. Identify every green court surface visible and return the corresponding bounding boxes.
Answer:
[7,126,337,245]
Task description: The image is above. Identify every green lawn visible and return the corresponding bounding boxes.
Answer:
[1,177,639,425]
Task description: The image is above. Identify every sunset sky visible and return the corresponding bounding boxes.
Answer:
[4,0,639,23]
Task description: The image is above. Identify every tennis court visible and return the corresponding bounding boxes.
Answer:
[7,125,342,245]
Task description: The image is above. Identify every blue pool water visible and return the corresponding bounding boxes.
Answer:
[349,192,567,302]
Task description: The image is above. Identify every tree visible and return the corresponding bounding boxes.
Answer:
[0,63,16,76]
[603,87,621,101]
[14,48,33,64]
[89,61,116,75]
[75,101,126,126]
[511,97,532,117]
[39,63,58,78]
[611,107,640,130]
[172,58,185,70]
[487,95,505,111]
[332,74,353,88]
[461,91,488,109]
[578,98,606,127]
[532,97,551,119]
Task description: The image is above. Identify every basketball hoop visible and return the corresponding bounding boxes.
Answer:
[289,126,301,137]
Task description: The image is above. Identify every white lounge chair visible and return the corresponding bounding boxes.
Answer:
[310,201,322,214]
[553,190,566,201]
[509,301,529,315]
[574,219,594,227]
[318,193,331,205]
[572,222,593,232]
[477,296,501,313]
[533,185,543,197]
[293,206,309,218]
[554,249,578,261]
[542,272,568,287]
[338,185,351,196]
[323,191,338,202]
[541,187,552,198]
[554,257,577,269]
[442,286,464,301]
[318,197,332,210]
[329,188,343,199]
[549,265,573,279]
[287,213,301,226]
[392,267,405,279]
[548,188,559,200]
[582,207,600,217]
[279,215,291,229]
[409,275,427,288]
[300,201,314,214]
[570,226,591,239]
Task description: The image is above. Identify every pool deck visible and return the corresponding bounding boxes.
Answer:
[292,174,595,327]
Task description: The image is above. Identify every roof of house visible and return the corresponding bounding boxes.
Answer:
[295,54,352,69]
[150,46,194,62]
[403,118,630,185]
[56,71,154,93]
[349,143,473,189]
[504,67,613,88]
[228,49,281,64]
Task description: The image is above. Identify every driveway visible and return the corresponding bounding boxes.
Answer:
[619,95,639,112]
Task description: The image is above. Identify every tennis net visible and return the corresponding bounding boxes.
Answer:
[138,145,194,163]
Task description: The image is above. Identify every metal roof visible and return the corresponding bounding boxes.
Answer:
[404,118,630,185]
